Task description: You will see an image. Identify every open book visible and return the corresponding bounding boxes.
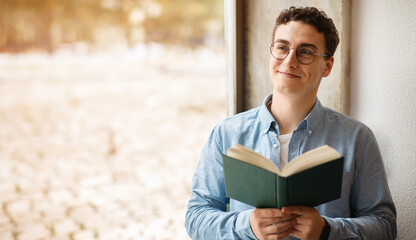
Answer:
[222,144,344,208]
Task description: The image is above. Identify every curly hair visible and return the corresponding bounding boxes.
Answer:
[272,6,340,57]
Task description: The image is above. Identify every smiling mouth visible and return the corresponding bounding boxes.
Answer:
[278,71,301,78]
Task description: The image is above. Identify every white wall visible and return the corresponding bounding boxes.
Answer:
[350,1,416,239]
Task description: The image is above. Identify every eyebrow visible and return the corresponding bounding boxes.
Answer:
[274,39,319,50]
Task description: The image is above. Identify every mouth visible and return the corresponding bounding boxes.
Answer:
[278,71,301,78]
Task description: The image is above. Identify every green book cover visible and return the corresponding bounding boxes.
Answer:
[222,145,344,209]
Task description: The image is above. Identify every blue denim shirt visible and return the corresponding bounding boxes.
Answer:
[185,94,397,239]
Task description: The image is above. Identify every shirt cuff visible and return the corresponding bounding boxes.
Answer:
[235,209,257,239]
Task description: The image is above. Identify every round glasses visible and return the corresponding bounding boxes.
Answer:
[270,42,329,65]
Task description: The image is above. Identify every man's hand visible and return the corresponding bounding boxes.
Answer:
[282,206,326,240]
[249,208,297,240]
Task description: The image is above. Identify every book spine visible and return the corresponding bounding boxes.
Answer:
[276,176,288,209]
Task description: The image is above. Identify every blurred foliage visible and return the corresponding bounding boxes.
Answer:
[0,0,224,53]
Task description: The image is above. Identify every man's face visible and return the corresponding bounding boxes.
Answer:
[269,21,334,99]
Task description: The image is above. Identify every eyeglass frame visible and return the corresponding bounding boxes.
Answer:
[269,41,330,65]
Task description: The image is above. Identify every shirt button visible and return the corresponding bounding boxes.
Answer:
[273,144,278,148]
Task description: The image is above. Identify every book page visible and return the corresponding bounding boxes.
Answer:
[227,144,280,175]
[280,145,340,177]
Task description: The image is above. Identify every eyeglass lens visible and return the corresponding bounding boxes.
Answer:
[270,43,318,64]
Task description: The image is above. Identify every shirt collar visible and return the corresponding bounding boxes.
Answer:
[259,94,324,136]
[303,98,324,136]
[259,94,277,135]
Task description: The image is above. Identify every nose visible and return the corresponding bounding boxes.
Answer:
[283,49,298,68]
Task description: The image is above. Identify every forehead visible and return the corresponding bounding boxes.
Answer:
[273,21,325,49]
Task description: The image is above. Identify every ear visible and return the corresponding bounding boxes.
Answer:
[322,57,334,77]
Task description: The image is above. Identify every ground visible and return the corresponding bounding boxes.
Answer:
[0,47,227,240]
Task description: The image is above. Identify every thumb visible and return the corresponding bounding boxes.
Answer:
[282,206,306,215]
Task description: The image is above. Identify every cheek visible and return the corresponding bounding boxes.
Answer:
[305,64,324,78]
[269,57,279,74]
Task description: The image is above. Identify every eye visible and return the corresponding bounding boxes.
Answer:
[297,47,316,60]
[276,44,289,52]
[298,47,316,58]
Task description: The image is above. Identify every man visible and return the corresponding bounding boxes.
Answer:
[185,6,396,240]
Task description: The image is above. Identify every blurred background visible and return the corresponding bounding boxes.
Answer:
[0,0,226,239]
[0,0,224,52]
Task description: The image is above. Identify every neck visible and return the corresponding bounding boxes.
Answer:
[269,93,316,135]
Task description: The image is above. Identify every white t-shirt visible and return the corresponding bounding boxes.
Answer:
[277,133,293,240]
[278,133,293,170]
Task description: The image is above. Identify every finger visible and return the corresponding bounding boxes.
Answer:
[289,221,321,239]
[263,214,298,227]
[254,208,285,218]
[264,219,296,235]
[266,228,293,240]
[279,214,298,222]
[283,206,318,221]
[282,206,309,215]
[291,215,314,225]
[255,216,290,229]
[289,227,303,239]
[252,208,287,226]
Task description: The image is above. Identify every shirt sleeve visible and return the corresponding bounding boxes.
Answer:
[185,127,257,239]
[324,131,397,239]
